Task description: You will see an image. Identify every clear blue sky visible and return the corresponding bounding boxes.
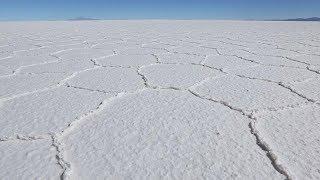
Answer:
[0,0,319,21]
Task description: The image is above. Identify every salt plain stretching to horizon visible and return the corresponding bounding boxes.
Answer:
[0,20,320,179]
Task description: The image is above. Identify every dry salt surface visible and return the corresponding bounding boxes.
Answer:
[0,20,320,180]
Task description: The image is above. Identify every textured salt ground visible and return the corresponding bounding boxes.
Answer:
[288,77,320,102]
[171,46,219,56]
[231,65,317,84]
[0,139,61,180]
[54,47,115,61]
[66,67,145,94]
[18,58,94,74]
[0,54,59,75]
[116,47,169,55]
[189,75,308,113]
[203,54,258,72]
[139,64,224,89]
[231,52,309,69]
[0,87,108,138]
[96,54,157,68]
[157,53,205,64]
[287,54,320,66]
[255,105,320,179]
[63,89,282,180]
[0,73,67,99]
[0,20,319,180]
[0,65,13,76]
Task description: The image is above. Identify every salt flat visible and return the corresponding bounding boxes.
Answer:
[0,20,319,180]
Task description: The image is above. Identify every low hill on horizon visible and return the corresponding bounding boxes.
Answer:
[68,17,100,21]
[271,17,320,21]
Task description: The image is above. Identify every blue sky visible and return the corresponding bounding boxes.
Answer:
[0,0,319,21]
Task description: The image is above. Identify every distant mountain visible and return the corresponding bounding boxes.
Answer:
[68,17,100,21]
[271,17,320,22]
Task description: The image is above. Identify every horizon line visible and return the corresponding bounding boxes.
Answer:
[1,16,320,22]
